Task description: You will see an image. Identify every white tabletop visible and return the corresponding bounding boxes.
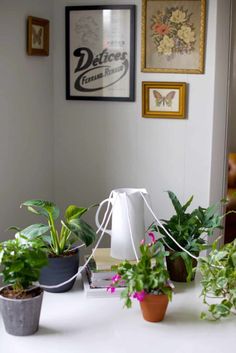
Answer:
[0,273,235,353]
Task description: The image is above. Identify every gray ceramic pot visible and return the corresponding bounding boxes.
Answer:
[0,288,43,336]
[39,250,79,293]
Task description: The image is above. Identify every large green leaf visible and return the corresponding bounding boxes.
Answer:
[65,203,98,222]
[182,195,194,212]
[64,218,96,247]
[20,200,59,220]
[19,224,50,239]
[65,205,88,222]
[167,191,185,217]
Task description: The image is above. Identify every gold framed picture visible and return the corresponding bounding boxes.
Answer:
[27,16,49,56]
[142,81,186,119]
[141,0,206,73]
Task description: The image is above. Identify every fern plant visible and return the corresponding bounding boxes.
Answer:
[149,191,224,281]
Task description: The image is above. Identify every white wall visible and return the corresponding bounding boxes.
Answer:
[53,0,221,233]
[0,0,230,244]
[0,0,54,240]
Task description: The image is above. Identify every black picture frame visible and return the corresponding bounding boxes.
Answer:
[65,5,135,101]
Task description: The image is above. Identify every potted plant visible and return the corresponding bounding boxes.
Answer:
[0,236,48,335]
[12,200,97,293]
[148,191,223,282]
[107,234,173,322]
[199,238,236,320]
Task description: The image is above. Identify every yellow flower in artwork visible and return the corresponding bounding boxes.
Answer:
[157,35,174,56]
[177,25,195,44]
[170,9,186,23]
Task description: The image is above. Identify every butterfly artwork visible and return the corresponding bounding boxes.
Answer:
[27,16,49,56]
[32,26,43,46]
[153,90,176,107]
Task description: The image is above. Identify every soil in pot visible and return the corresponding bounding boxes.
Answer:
[140,294,169,322]
[166,252,198,282]
[0,286,43,336]
[39,249,79,293]
[0,286,42,299]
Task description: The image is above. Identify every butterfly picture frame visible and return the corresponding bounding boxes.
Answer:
[27,16,49,56]
[142,82,186,119]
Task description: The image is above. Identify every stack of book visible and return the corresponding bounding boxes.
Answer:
[83,248,129,298]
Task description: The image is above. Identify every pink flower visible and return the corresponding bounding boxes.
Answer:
[112,274,121,283]
[133,290,146,302]
[119,280,126,286]
[107,285,116,293]
[148,232,156,244]
[152,23,170,35]
[140,239,145,245]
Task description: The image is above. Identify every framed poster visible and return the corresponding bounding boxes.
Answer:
[142,81,186,118]
[65,5,135,101]
[27,16,49,56]
[141,0,206,73]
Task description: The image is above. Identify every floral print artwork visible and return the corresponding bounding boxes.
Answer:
[151,7,196,60]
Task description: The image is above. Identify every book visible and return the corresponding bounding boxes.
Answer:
[91,247,137,271]
[85,248,130,289]
[81,269,124,298]
[85,256,115,288]
[91,248,125,271]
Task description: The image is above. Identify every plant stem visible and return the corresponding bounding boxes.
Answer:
[48,214,60,255]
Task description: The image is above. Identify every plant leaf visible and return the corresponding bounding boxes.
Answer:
[21,200,59,220]
[65,205,88,222]
[167,191,184,216]
[64,218,96,247]
[19,224,50,239]
[182,195,194,212]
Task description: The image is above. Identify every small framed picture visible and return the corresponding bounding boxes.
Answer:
[141,0,206,73]
[142,82,186,119]
[27,16,49,56]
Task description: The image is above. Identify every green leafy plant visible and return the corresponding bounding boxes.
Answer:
[107,236,173,308]
[11,200,97,256]
[148,191,224,281]
[0,236,48,294]
[199,239,236,320]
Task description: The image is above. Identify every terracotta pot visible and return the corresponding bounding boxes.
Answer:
[139,294,169,322]
[166,252,198,282]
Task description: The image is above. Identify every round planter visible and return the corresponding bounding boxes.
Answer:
[166,252,198,282]
[39,250,79,293]
[0,287,43,336]
[139,294,169,322]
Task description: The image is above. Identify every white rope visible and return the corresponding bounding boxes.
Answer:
[139,191,199,261]
[124,194,139,262]
[38,191,117,289]
[67,243,85,252]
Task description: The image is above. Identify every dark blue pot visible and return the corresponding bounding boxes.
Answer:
[39,250,79,293]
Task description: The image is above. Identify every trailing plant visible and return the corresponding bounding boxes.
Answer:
[0,236,48,295]
[199,238,236,320]
[11,200,97,256]
[148,191,224,281]
[107,234,173,308]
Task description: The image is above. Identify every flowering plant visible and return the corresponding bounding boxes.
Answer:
[150,7,196,58]
[107,235,173,308]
